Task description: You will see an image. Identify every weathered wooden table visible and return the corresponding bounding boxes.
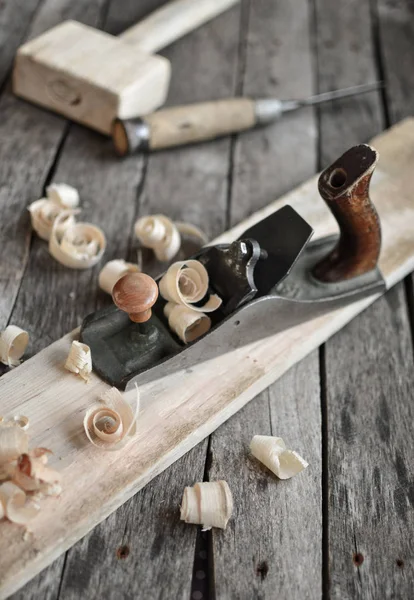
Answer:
[1,1,413,598]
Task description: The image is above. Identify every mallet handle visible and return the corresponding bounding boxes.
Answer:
[120,0,239,54]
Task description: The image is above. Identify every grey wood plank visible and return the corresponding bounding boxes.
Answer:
[59,441,209,600]
[376,0,414,321]
[0,0,41,87]
[230,0,317,226]
[210,355,321,600]
[324,285,414,599]
[376,0,414,124]
[50,2,245,600]
[314,0,383,167]
[210,1,322,598]
[0,0,107,334]
[315,0,414,597]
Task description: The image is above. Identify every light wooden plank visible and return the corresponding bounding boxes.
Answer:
[210,0,322,597]
[0,119,413,599]
[53,1,244,598]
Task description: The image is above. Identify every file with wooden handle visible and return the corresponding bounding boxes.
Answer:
[112,82,381,155]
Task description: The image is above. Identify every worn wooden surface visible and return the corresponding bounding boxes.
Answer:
[0,1,413,599]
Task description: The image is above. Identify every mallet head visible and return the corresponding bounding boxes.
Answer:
[13,21,171,135]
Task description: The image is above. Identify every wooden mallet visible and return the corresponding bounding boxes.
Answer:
[13,0,238,135]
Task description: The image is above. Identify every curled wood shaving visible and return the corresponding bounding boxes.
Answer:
[29,183,79,241]
[0,423,61,525]
[13,449,61,494]
[83,385,140,451]
[135,215,208,262]
[46,183,80,208]
[28,199,76,241]
[159,260,222,313]
[174,221,208,245]
[0,325,29,368]
[180,481,233,530]
[135,215,181,261]
[164,302,211,343]
[99,259,140,294]
[49,210,106,269]
[10,415,29,430]
[65,341,92,382]
[250,435,308,480]
[0,481,40,525]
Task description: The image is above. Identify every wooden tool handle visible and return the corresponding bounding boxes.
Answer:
[119,0,239,54]
[112,98,256,155]
[313,144,381,283]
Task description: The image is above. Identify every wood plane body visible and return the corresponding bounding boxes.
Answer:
[1,120,414,598]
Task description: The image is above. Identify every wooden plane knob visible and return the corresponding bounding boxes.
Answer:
[112,273,158,323]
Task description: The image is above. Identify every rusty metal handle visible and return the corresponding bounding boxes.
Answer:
[313,144,381,283]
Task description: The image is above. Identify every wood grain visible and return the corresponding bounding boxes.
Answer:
[314,0,383,167]
[120,0,239,53]
[325,285,414,599]
[210,355,321,600]
[210,1,322,597]
[0,0,107,334]
[0,0,41,87]
[40,3,245,600]
[316,1,414,597]
[144,98,256,150]
[1,118,414,598]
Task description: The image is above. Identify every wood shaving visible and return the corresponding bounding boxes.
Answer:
[10,415,29,430]
[83,385,140,451]
[135,215,208,262]
[46,183,80,208]
[159,260,222,313]
[13,449,61,494]
[49,210,106,269]
[0,423,60,525]
[0,482,40,525]
[0,325,29,368]
[164,302,211,343]
[28,199,76,241]
[29,182,79,241]
[99,259,140,294]
[135,215,180,261]
[65,341,92,382]
[174,221,208,245]
[250,435,308,480]
[180,481,233,530]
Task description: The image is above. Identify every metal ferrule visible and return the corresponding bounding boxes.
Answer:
[254,98,285,125]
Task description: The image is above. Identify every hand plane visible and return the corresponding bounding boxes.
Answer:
[81,144,386,389]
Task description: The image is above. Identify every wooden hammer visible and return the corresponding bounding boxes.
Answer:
[13,0,239,135]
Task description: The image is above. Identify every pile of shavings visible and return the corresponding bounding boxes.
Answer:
[0,419,61,526]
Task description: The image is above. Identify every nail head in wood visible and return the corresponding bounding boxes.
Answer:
[112,272,158,323]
